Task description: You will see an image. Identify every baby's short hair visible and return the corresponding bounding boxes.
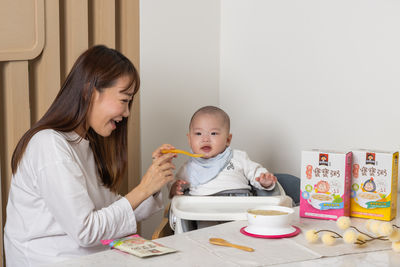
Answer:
[189,106,230,131]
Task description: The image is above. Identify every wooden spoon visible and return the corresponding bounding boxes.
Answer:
[209,238,254,252]
[161,149,203,158]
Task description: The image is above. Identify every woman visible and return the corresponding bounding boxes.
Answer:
[4,45,176,266]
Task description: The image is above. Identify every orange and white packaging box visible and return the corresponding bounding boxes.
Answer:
[300,150,352,220]
[350,150,398,221]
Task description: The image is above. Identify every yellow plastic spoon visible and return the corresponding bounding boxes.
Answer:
[161,149,203,158]
[209,238,254,252]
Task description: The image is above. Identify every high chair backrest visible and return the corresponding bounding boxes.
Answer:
[275,173,300,206]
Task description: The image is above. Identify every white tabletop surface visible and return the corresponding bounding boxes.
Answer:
[51,204,400,267]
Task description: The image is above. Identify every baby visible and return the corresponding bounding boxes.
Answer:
[170,105,281,198]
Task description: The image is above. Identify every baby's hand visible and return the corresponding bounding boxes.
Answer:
[255,172,277,189]
[169,179,190,198]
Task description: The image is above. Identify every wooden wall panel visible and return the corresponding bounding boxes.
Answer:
[91,0,116,48]
[30,0,61,121]
[2,61,31,214]
[0,0,45,61]
[1,62,31,266]
[0,1,141,265]
[60,0,89,80]
[118,0,141,196]
[0,62,5,267]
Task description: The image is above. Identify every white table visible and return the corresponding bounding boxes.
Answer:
[51,206,400,267]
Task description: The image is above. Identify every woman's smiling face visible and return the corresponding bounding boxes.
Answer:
[187,113,232,159]
[86,75,134,137]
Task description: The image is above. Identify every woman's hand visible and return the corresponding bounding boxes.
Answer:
[125,144,176,209]
[140,152,176,195]
[151,144,176,162]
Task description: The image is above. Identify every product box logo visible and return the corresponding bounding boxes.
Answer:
[319,153,329,166]
[366,153,376,165]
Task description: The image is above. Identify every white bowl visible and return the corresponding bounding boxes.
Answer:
[246,205,295,235]
[308,193,333,210]
[355,192,380,208]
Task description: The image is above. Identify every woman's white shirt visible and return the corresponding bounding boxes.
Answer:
[4,129,163,267]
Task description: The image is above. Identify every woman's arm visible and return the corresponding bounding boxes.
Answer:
[37,161,137,247]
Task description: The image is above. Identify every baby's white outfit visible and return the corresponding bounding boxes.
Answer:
[176,149,278,196]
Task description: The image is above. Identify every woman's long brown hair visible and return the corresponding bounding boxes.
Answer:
[11,45,140,192]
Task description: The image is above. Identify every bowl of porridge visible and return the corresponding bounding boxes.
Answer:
[308,193,333,210]
[355,192,381,208]
[246,205,295,235]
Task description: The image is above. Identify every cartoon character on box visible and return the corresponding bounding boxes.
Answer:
[354,177,385,209]
[362,178,376,193]
[314,181,329,193]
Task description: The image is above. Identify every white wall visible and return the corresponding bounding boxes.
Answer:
[140,0,400,238]
[220,0,400,175]
[140,0,220,239]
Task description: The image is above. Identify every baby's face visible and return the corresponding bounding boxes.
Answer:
[364,182,374,191]
[188,113,232,159]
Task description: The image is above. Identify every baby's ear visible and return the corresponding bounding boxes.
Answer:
[187,133,191,144]
[226,133,233,146]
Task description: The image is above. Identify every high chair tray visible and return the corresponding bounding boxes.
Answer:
[171,195,292,221]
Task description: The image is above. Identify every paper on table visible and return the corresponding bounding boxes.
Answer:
[101,234,177,258]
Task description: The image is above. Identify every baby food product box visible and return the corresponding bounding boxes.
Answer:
[300,150,352,220]
[350,150,398,221]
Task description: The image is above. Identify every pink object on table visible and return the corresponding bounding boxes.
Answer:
[240,226,301,239]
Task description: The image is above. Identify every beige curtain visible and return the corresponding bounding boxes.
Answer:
[0,0,141,265]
